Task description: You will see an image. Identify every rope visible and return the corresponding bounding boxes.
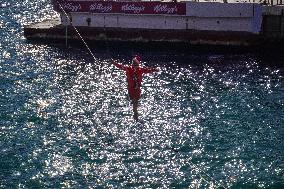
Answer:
[56,1,97,62]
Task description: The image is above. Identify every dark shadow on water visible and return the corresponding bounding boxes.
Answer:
[26,39,284,68]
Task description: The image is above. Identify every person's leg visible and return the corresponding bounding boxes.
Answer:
[132,99,138,121]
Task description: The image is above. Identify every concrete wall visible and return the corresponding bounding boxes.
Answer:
[263,5,284,15]
[61,2,263,34]
[186,2,262,33]
[62,13,188,30]
[186,2,254,17]
[188,17,251,32]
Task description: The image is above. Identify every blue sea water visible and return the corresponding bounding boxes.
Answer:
[0,0,284,188]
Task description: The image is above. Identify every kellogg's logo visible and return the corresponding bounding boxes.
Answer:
[90,3,112,13]
[121,4,145,14]
[62,3,81,12]
[154,4,178,14]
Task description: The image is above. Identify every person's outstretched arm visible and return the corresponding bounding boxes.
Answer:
[141,67,159,74]
[112,59,128,71]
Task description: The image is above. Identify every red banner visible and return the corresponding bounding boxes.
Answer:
[53,0,186,15]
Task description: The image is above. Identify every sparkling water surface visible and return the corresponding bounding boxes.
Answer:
[1,1,284,188]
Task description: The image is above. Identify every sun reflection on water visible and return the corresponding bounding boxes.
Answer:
[1,0,284,187]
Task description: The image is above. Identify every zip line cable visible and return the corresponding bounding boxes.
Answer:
[57,1,97,62]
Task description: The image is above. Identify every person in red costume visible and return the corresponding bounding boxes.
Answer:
[112,55,158,121]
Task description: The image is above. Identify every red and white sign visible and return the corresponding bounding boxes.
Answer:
[53,0,186,15]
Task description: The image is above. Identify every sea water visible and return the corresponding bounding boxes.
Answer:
[0,1,283,188]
